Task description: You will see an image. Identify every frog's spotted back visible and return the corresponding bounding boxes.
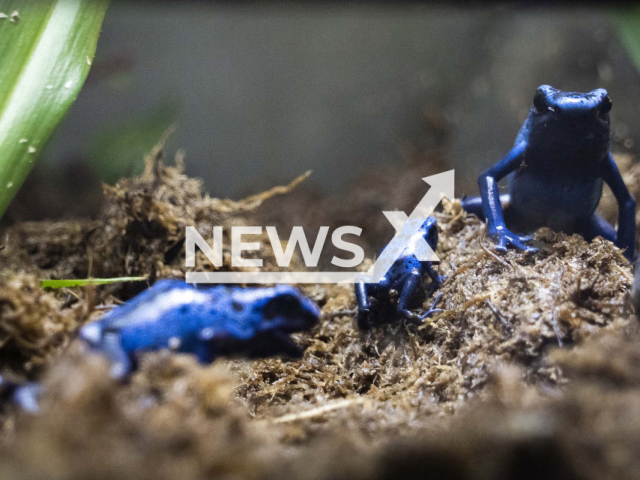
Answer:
[79,281,320,379]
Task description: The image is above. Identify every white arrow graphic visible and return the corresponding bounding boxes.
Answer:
[365,170,455,282]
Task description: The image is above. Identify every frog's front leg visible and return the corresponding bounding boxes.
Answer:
[460,194,511,221]
[601,152,636,260]
[355,280,371,313]
[355,276,389,330]
[478,141,537,253]
[98,332,134,380]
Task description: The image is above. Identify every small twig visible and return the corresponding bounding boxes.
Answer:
[480,228,514,271]
[271,397,366,424]
[94,304,117,311]
[485,299,512,332]
[552,268,565,347]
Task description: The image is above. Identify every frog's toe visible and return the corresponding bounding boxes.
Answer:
[510,237,538,253]
[420,293,443,319]
[494,239,508,253]
[517,233,535,242]
[420,308,443,320]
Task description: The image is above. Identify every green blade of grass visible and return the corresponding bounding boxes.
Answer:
[0,0,108,218]
[42,277,147,288]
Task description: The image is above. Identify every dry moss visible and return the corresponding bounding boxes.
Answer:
[232,200,633,444]
[0,151,637,479]
[0,352,271,480]
[0,142,308,283]
[0,274,85,373]
[0,144,308,373]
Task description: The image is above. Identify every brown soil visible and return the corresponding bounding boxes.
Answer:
[0,145,638,480]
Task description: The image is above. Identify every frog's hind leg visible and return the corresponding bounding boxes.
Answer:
[461,194,510,221]
[396,271,421,320]
[580,213,616,243]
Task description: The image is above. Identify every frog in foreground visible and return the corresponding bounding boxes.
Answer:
[461,85,636,260]
[355,216,444,330]
[80,280,320,379]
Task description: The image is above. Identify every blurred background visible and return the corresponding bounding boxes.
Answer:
[8,3,640,222]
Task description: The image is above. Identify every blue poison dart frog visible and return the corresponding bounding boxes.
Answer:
[0,376,41,413]
[461,85,636,261]
[355,216,444,330]
[79,280,320,379]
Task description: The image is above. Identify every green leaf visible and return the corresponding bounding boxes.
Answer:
[614,7,640,74]
[41,276,147,288]
[0,0,109,218]
[89,101,180,184]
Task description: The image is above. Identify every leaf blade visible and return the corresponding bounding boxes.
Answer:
[0,0,108,216]
[41,277,147,289]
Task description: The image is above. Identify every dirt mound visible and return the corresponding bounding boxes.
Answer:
[0,149,638,479]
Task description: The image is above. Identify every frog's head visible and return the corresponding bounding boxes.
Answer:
[527,86,611,157]
[531,85,611,125]
[419,216,439,250]
[251,286,320,333]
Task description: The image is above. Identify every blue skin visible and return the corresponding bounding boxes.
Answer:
[79,280,320,379]
[355,216,444,330]
[0,282,319,412]
[0,376,41,413]
[461,85,636,261]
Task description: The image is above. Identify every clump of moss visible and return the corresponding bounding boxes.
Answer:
[0,274,85,373]
[232,199,633,442]
[0,136,309,285]
[0,144,637,479]
[0,351,272,480]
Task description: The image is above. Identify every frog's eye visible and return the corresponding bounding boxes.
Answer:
[533,89,548,114]
[263,294,300,319]
[600,95,612,114]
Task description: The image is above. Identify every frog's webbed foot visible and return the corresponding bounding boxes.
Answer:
[491,227,538,253]
[420,292,444,320]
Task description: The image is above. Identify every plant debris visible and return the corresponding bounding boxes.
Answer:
[0,145,638,479]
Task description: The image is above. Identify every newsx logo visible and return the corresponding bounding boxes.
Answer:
[185,170,454,284]
[186,225,365,269]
